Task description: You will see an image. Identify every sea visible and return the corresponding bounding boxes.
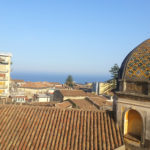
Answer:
[11,72,111,84]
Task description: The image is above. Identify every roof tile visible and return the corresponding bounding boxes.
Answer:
[0,105,124,149]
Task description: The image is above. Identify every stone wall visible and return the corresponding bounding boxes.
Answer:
[116,98,150,149]
[126,82,148,95]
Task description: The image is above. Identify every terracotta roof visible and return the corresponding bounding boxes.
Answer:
[86,92,100,97]
[69,99,98,110]
[55,101,73,108]
[12,79,24,82]
[0,105,124,149]
[58,89,94,97]
[105,101,113,106]
[25,102,57,107]
[88,97,113,108]
[89,96,108,105]
[49,82,61,85]
[20,82,52,89]
[20,82,62,89]
[55,86,66,89]
[55,97,112,110]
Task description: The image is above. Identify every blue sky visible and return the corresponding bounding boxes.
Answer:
[0,0,150,77]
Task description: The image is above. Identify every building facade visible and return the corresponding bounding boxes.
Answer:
[115,39,150,149]
[0,53,12,98]
[34,93,52,102]
[12,95,27,103]
[53,89,90,102]
[92,82,113,95]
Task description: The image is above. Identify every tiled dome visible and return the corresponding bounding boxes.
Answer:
[119,39,150,81]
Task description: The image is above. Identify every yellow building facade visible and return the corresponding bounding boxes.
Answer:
[92,82,114,95]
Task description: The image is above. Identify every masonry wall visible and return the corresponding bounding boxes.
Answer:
[38,97,51,102]
[126,82,148,95]
[116,98,150,148]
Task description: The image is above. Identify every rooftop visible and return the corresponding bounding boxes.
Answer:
[88,96,113,107]
[12,79,24,82]
[20,82,53,89]
[58,89,98,97]
[0,105,124,149]
[55,101,73,108]
[68,99,98,110]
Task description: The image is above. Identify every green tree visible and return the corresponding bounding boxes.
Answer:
[109,64,119,79]
[65,75,74,87]
[109,64,119,89]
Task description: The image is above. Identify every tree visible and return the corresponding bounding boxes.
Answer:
[109,64,119,79]
[65,75,74,88]
[109,64,119,89]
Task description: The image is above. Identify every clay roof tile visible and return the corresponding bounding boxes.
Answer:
[0,105,124,149]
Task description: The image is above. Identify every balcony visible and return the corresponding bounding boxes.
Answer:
[0,64,9,73]
[0,85,8,89]
[0,89,8,97]
[0,70,8,73]
[0,77,8,81]
[0,61,9,65]
[0,57,9,65]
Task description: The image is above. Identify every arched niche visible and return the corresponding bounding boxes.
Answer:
[124,109,143,141]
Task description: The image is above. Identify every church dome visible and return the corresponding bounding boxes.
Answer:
[119,39,150,81]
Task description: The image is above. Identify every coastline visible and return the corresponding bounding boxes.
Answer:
[11,72,110,84]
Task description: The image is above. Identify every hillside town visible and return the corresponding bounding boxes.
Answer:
[0,39,150,149]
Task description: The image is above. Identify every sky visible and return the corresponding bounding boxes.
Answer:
[0,0,150,77]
